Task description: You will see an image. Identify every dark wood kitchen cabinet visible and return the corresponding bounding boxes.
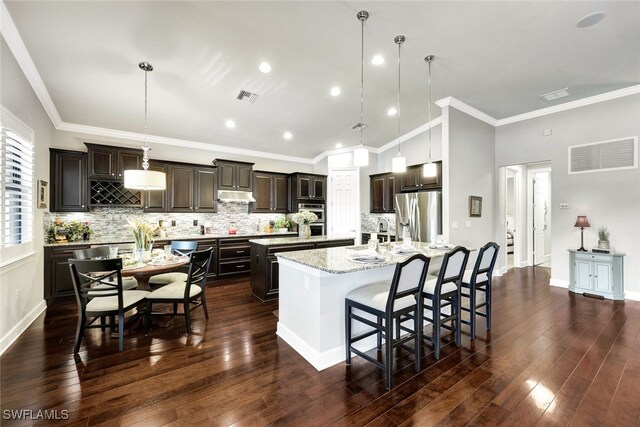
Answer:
[194,167,217,212]
[49,149,88,212]
[400,161,442,192]
[85,143,142,180]
[167,164,217,213]
[291,173,326,201]
[44,244,90,302]
[213,159,253,191]
[143,161,167,212]
[370,172,398,213]
[251,171,290,213]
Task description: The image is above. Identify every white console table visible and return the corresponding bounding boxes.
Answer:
[568,249,625,300]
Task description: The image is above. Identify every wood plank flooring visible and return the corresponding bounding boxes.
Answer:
[1,267,639,426]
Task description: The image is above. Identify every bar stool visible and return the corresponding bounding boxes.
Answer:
[461,242,499,339]
[345,254,430,389]
[148,241,199,287]
[421,246,469,359]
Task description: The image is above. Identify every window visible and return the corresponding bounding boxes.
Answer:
[1,106,34,261]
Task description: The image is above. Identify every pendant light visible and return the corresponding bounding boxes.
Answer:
[353,10,369,167]
[423,55,438,178]
[391,35,407,174]
[124,62,166,191]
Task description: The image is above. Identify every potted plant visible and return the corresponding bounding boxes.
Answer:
[291,210,318,238]
[274,218,291,233]
[129,217,155,262]
[597,226,610,250]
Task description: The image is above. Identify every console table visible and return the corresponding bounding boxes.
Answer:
[568,249,625,300]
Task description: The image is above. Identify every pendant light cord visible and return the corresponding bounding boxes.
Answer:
[359,16,364,147]
[397,40,401,143]
[427,56,432,163]
[144,68,148,144]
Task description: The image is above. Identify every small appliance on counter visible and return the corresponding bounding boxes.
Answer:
[228,222,238,235]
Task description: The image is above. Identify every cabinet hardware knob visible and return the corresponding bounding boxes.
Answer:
[190,206,193,209]
[118,174,122,177]
[195,207,199,209]
[112,173,115,176]
[81,205,85,208]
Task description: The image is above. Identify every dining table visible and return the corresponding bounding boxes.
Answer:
[121,256,190,291]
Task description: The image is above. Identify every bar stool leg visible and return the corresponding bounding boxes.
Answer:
[345,302,351,364]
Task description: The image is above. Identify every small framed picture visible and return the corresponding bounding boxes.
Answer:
[37,180,48,209]
[469,196,482,217]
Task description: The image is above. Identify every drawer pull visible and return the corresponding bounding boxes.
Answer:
[236,264,245,268]
[236,250,245,254]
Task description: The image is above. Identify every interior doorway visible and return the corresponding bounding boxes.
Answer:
[327,167,359,239]
[530,167,552,268]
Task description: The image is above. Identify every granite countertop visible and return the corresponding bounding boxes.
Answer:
[44,231,298,247]
[249,235,355,246]
[276,242,451,274]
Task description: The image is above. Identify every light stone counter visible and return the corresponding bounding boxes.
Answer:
[249,234,355,247]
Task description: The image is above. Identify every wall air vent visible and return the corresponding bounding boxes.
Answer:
[236,90,259,104]
[351,122,367,131]
[540,88,570,101]
[569,136,637,174]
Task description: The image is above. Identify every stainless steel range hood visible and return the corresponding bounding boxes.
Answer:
[217,190,256,203]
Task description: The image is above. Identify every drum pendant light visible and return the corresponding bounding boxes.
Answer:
[391,35,407,174]
[124,62,166,191]
[353,10,369,167]
[423,55,438,178]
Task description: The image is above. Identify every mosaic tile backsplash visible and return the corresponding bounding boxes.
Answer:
[44,203,285,241]
[361,213,396,235]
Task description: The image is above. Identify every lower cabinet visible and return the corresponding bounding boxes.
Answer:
[361,233,396,244]
[568,250,624,300]
[250,239,354,301]
[45,245,90,302]
[218,238,253,277]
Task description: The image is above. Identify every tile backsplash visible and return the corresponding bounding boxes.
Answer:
[44,203,285,241]
[361,213,396,235]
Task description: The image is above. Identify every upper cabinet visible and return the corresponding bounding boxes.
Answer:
[213,159,253,191]
[399,162,442,192]
[143,161,167,212]
[291,173,326,201]
[49,149,88,212]
[166,164,217,213]
[86,143,142,180]
[251,171,290,213]
[370,173,398,213]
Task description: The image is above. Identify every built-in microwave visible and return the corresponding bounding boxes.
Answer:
[298,203,324,223]
[309,223,325,236]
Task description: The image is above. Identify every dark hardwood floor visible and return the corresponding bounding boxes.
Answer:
[1,267,639,426]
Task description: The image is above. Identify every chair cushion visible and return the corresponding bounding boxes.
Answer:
[87,277,138,297]
[423,277,457,295]
[86,290,149,313]
[462,269,488,284]
[149,272,188,286]
[346,282,417,313]
[146,282,203,300]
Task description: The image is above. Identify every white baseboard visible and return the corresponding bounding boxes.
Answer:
[0,300,46,355]
[519,260,529,268]
[549,278,569,288]
[625,291,640,301]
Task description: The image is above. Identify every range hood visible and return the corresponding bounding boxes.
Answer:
[217,190,256,203]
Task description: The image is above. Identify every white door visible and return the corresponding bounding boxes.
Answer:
[532,172,550,265]
[328,168,359,237]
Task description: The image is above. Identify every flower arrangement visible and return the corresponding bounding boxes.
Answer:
[129,217,155,250]
[597,226,610,242]
[291,210,318,225]
[46,219,93,243]
[274,218,291,229]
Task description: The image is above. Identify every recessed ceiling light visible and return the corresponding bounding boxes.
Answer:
[225,120,236,128]
[330,86,341,97]
[371,55,385,65]
[577,11,606,28]
[283,131,292,140]
[387,107,397,116]
[259,62,272,73]
[335,142,343,148]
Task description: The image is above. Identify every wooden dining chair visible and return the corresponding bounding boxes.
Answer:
[345,254,431,389]
[144,248,213,335]
[421,246,469,359]
[148,241,199,287]
[69,258,149,353]
[461,242,499,339]
[76,246,138,290]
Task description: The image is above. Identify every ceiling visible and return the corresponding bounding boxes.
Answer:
[5,1,640,159]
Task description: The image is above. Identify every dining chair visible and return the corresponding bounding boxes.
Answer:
[144,247,213,335]
[460,242,499,339]
[421,246,469,359]
[345,254,431,389]
[76,246,138,290]
[69,258,149,353]
[148,241,199,287]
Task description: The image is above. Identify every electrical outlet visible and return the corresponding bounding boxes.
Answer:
[466,221,472,228]
[193,220,198,226]
[543,128,552,136]
[15,288,20,301]
[452,221,459,229]
[560,203,570,209]
[171,220,176,226]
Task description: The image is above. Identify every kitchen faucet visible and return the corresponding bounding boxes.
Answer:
[380,217,391,243]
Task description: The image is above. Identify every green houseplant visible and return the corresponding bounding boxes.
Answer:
[597,226,610,250]
[274,218,291,233]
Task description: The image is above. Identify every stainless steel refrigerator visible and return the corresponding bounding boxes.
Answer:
[395,191,442,244]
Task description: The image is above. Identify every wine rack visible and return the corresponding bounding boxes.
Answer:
[90,180,142,207]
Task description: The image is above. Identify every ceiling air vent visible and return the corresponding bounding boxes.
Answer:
[236,90,259,104]
[569,136,637,174]
[351,122,367,131]
[540,88,570,101]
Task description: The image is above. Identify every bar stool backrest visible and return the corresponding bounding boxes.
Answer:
[69,258,125,310]
[387,253,431,312]
[470,242,500,284]
[434,246,470,295]
[183,248,214,298]
[171,241,199,257]
[74,246,110,260]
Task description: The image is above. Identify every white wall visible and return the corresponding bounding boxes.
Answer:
[377,123,443,173]
[0,37,52,354]
[495,95,640,297]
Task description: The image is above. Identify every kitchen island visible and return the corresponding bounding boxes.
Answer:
[249,235,355,301]
[275,242,450,371]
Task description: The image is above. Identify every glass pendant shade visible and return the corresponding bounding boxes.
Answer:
[124,169,166,190]
[423,162,438,178]
[392,153,407,173]
[353,145,369,166]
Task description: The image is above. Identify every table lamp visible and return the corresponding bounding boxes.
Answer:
[574,215,590,252]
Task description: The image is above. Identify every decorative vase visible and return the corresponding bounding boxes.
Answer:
[278,228,289,234]
[136,247,152,263]
[598,240,610,250]
[298,224,311,238]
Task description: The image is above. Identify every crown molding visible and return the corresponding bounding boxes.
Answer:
[496,84,640,126]
[57,122,314,165]
[435,97,498,126]
[376,117,443,154]
[311,145,379,164]
[0,1,62,127]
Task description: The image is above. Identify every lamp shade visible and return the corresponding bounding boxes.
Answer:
[423,162,438,178]
[391,153,407,173]
[124,169,166,190]
[353,146,369,166]
[574,215,590,228]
